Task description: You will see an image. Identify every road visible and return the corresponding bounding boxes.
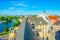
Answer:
[11,19,38,40]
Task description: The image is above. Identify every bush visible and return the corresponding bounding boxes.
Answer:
[4,26,9,32]
[14,19,21,26]
[11,19,21,30]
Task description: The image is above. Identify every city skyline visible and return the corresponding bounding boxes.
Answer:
[0,0,60,15]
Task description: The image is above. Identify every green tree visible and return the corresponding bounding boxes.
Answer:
[12,19,21,27]
[0,16,4,21]
[3,17,8,21]
[15,19,21,26]
[12,16,18,19]
[7,16,11,21]
[4,26,9,32]
[18,16,21,18]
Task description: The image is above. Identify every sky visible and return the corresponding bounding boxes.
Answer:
[0,0,60,15]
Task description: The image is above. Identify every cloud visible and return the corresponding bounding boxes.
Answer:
[8,1,27,10]
[12,2,27,7]
[0,10,24,15]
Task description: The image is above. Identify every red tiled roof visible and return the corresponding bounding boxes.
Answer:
[48,16,58,20]
[48,16,59,23]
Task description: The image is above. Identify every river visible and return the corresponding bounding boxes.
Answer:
[0,21,13,32]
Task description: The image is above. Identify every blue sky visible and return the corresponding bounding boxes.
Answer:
[0,0,60,15]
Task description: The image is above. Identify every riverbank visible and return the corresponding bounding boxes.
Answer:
[0,16,22,37]
[0,21,6,23]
